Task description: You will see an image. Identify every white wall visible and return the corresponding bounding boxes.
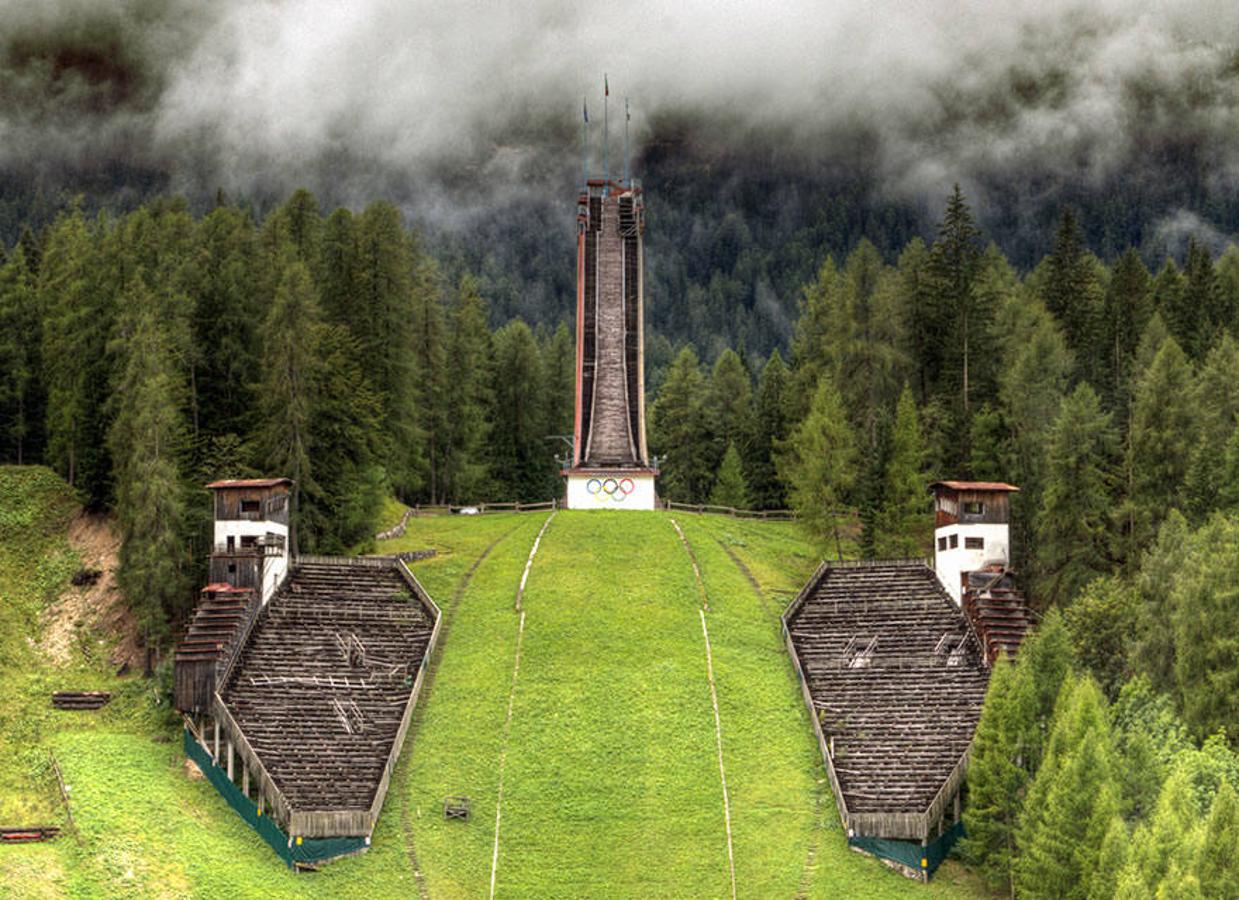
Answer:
[933,522,1010,603]
[212,519,289,604]
[565,472,657,510]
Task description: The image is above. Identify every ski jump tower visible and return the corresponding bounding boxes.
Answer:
[563,85,658,509]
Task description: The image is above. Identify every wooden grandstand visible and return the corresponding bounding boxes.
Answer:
[177,552,440,864]
[783,559,990,878]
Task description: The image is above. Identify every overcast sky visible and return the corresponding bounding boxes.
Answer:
[2,1,1237,233]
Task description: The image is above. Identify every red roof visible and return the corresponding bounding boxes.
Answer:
[201,583,256,594]
[929,480,1020,493]
[205,478,292,490]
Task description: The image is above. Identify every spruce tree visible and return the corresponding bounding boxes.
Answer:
[257,258,320,550]
[1091,817,1133,900]
[489,319,550,501]
[1131,767,1206,894]
[1017,676,1121,900]
[1171,515,1239,740]
[960,656,1027,894]
[40,207,112,501]
[873,386,926,557]
[192,205,259,444]
[788,257,838,422]
[708,348,753,462]
[709,442,749,509]
[1043,209,1104,385]
[0,245,38,463]
[1178,239,1218,360]
[1183,335,1239,520]
[1218,424,1239,513]
[109,298,189,668]
[1127,337,1196,554]
[1196,780,1239,900]
[651,347,715,503]
[1135,510,1192,695]
[1064,575,1139,699]
[319,207,358,327]
[1036,383,1118,606]
[1216,245,1239,336]
[776,373,857,553]
[442,275,494,502]
[1102,248,1154,414]
[747,349,790,509]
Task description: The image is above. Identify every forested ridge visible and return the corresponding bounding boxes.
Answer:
[2,183,1239,893]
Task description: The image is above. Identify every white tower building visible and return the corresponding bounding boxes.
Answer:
[206,478,293,603]
[929,481,1020,604]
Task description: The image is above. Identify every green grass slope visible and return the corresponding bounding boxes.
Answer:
[0,473,985,897]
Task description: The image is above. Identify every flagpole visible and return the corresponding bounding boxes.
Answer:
[623,97,630,187]
[582,97,589,188]
[603,74,609,193]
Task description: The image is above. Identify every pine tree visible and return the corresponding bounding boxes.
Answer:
[777,373,857,553]
[192,205,259,444]
[1015,607,1074,770]
[0,245,38,463]
[747,349,790,509]
[441,275,494,501]
[1091,818,1133,900]
[1215,245,1239,337]
[1171,515,1239,740]
[319,207,358,327]
[1036,384,1118,606]
[960,656,1027,894]
[788,257,838,422]
[257,258,320,550]
[108,297,189,669]
[651,347,715,503]
[1196,780,1239,900]
[1043,209,1104,384]
[1219,424,1239,513]
[355,202,427,496]
[542,321,575,444]
[489,320,551,501]
[709,348,753,457]
[1102,248,1154,414]
[1178,239,1217,360]
[1131,767,1206,893]
[40,207,112,501]
[1183,335,1239,521]
[1135,510,1192,696]
[1152,260,1187,345]
[709,442,749,509]
[1017,676,1122,900]
[873,386,926,557]
[1064,575,1139,699]
[1127,337,1196,554]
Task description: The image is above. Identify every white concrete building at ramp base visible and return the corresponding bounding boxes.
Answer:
[565,470,657,510]
[930,481,1020,603]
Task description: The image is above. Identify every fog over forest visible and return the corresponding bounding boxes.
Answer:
[2,1,1237,231]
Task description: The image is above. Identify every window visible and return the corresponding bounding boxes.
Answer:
[965,537,984,550]
[937,536,948,552]
[963,501,984,516]
[240,499,260,514]
[949,534,959,549]
[240,535,258,549]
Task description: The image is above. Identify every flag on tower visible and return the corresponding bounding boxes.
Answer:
[583,98,588,122]
[605,74,609,96]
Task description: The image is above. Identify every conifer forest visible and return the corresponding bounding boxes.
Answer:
[2,2,1239,897]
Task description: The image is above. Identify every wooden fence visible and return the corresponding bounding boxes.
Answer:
[661,500,797,520]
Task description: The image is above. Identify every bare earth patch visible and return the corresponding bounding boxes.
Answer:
[39,511,141,670]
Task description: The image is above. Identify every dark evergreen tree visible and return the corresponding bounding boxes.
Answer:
[441,275,494,502]
[1127,337,1196,554]
[319,207,358,327]
[651,347,715,503]
[1179,239,1218,360]
[1036,384,1118,606]
[0,245,39,463]
[257,258,320,550]
[1064,575,1139,699]
[1042,209,1105,386]
[777,373,857,553]
[108,296,190,669]
[489,320,552,501]
[709,442,749,509]
[1184,335,1239,521]
[747,349,790,509]
[1101,248,1153,414]
[873,386,926,557]
[192,205,258,444]
[1171,514,1239,741]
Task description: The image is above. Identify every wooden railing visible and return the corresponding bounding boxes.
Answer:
[661,500,796,520]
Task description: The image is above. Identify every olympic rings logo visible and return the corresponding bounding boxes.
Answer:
[586,476,636,503]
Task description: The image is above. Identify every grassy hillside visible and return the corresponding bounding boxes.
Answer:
[0,471,986,897]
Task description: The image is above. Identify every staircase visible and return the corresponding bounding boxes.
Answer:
[174,584,258,712]
[961,569,1034,664]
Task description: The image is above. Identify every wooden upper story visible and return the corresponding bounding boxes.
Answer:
[929,481,1019,528]
[207,478,292,524]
